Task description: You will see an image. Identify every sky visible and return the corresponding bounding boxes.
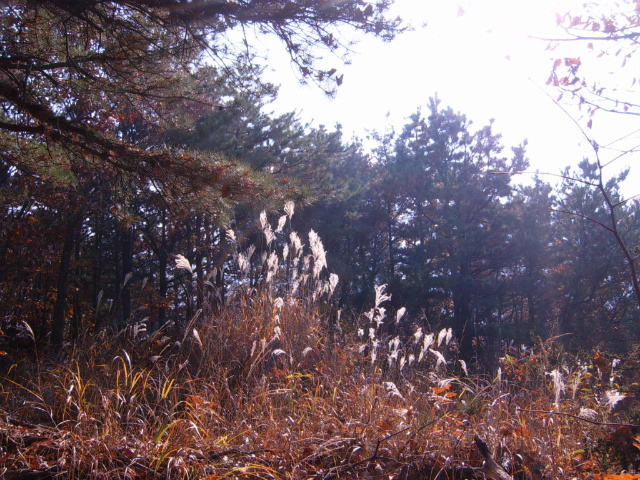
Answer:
[259,0,640,197]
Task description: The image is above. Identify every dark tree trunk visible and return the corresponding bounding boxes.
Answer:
[119,225,133,326]
[70,229,83,341]
[453,262,474,363]
[158,250,168,327]
[51,220,78,346]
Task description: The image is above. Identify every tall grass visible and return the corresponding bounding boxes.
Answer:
[2,204,639,478]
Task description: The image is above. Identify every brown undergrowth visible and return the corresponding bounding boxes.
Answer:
[2,208,640,479]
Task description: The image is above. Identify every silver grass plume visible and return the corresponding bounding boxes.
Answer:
[265,252,278,283]
[289,232,303,259]
[284,200,295,220]
[547,369,565,409]
[258,210,275,245]
[174,254,193,274]
[374,284,392,308]
[258,210,268,231]
[275,215,287,233]
[237,253,250,276]
[328,273,339,296]
[309,229,327,279]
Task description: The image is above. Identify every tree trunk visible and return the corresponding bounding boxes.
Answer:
[158,250,168,327]
[453,261,474,362]
[119,225,133,326]
[51,220,77,346]
[387,200,394,279]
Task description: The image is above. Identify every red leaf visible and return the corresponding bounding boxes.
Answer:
[604,19,617,33]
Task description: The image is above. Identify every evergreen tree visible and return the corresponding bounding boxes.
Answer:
[358,99,528,361]
[552,161,640,350]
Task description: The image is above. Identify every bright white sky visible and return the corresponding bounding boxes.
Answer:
[261,0,640,197]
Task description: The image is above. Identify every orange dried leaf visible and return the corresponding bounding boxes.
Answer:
[595,474,640,480]
[432,384,451,394]
[593,351,609,372]
[377,418,394,433]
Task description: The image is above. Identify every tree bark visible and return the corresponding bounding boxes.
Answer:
[51,220,78,346]
[474,435,514,480]
[119,225,133,326]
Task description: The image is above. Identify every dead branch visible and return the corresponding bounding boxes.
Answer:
[518,408,640,429]
[474,435,514,480]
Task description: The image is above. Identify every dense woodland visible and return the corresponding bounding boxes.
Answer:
[3,1,640,479]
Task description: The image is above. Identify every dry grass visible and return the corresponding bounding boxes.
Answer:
[2,211,639,479]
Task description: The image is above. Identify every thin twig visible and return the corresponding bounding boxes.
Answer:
[518,408,640,428]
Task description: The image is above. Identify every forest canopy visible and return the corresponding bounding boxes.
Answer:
[0,0,402,194]
[1,0,639,356]
[0,0,403,344]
